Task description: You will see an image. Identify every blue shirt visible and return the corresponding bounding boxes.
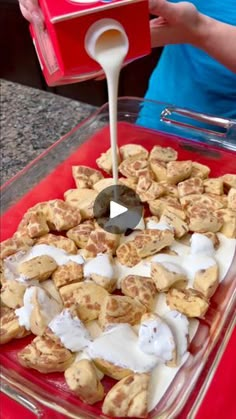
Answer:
[138,0,236,134]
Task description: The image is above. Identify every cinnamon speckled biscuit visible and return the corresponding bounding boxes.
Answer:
[65,359,104,405]
[228,188,236,211]
[119,156,151,179]
[47,200,81,231]
[52,261,83,289]
[59,282,108,322]
[99,295,146,329]
[166,288,209,318]
[96,147,120,174]
[160,209,189,238]
[188,206,222,233]
[204,178,224,196]
[0,233,35,260]
[18,255,58,282]
[64,189,98,220]
[37,234,78,254]
[66,220,94,248]
[0,307,29,345]
[120,144,149,161]
[166,160,192,185]
[85,228,119,257]
[1,279,27,309]
[121,275,157,309]
[191,162,210,179]
[102,373,150,418]
[151,262,187,292]
[193,264,219,299]
[116,241,141,267]
[72,165,103,189]
[178,177,204,198]
[149,159,167,182]
[216,208,236,238]
[18,333,74,373]
[149,145,177,162]
[136,176,165,202]
[221,174,236,191]
[133,229,174,258]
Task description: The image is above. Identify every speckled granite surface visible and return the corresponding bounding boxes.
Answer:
[0,79,96,185]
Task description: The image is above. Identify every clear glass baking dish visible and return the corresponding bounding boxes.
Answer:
[1,97,236,419]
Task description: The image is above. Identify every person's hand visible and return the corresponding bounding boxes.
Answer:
[18,0,44,29]
[149,0,203,48]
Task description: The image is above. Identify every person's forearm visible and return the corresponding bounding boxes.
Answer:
[195,14,236,73]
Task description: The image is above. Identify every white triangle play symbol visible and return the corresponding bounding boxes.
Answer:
[110,201,128,219]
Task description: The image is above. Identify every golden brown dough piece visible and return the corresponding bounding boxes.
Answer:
[59,282,108,322]
[99,295,146,329]
[177,177,204,198]
[96,147,120,174]
[216,208,236,238]
[0,307,29,345]
[188,206,222,233]
[121,275,157,309]
[66,220,94,248]
[52,261,83,289]
[85,228,119,257]
[151,262,187,292]
[160,209,189,238]
[136,176,165,202]
[166,288,209,318]
[119,156,150,179]
[228,188,236,211]
[116,241,141,267]
[37,234,78,254]
[191,162,210,179]
[0,233,35,260]
[149,145,177,162]
[64,189,98,220]
[72,165,103,189]
[149,159,167,182]
[18,332,74,373]
[65,359,104,405]
[193,264,219,298]
[149,197,185,219]
[93,358,132,380]
[133,229,174,258]
[1,279,27,309]
[120,144,149,161]
[166,160,192,184]
[18,255,58,282]
[47,200,81,231]
[102,373,150,418]
[221,173,236,191]
[204,178,224,196]
[20,210,49,239]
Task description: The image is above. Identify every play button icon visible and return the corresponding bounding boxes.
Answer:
[93,184,143,234]
[110,201,128,219]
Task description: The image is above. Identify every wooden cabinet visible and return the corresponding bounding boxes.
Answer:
[0,1,163,106]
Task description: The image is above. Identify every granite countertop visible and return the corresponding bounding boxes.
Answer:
[0,79,96,185]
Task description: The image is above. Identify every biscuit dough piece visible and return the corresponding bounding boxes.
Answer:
[116,241,141,267]
[159,181,178,197]
[59,282,108,322]
[119,157,150,179]
[65,359,104,405]
[149,159,167,182]
[85,229,119,257]
[96,147,120,174]
[64,189,98,220]
[221,173,236,191]
[1,279,27,309]
[72,165,103,189]
[180,194,224,211]
[149,145,178,162]
[18,333,74,373]
[151,262,187,292]
[133,229,174,258]
[167,288,209,318]
[102,373,149,418]
[47,200,81,231]
[119,177,138,191]
[204,178,224,196]
[228,188,236,211]
[121,275,157,309]
[52,261,83,289]
[149,197,185,219]
[0,307,29,345]
[188,206,222,233]
[120,144,149,161]
[20,210,49,238]
[166,160,192,184]
[216,208,236,238]
[37,234,78,254]
[18,255,58,281]
[191,162,210,179]
[193,264,219,298]
[66,220,94,248]
[93,177,115,192]
[0,233,35,260]
[178,177,204,198]
[94,358,132,380]
[136,176,165,202]
[160,209,189,238]
[99,295,146,329]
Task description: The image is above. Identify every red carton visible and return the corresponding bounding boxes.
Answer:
[30,0,151,86]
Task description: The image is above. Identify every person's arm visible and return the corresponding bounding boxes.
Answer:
[149,0,236,73]
[18,0,44,28]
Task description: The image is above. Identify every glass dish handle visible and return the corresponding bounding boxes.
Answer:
[160,106,236,139]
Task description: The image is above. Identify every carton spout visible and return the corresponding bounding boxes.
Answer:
[85,18,129,62]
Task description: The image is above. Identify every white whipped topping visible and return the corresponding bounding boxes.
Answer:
[138,316,175,362]
[15,286,61,330]
[84,253,114,279]
[146,220,173,231]
[88,323,159,373]
[159,261,186,275]
[23,244,84,266]
[190,233,215,256]
[49,309,92,352]
[163,310,189,360]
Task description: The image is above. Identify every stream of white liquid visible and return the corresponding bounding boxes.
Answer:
[91,29,129,184]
